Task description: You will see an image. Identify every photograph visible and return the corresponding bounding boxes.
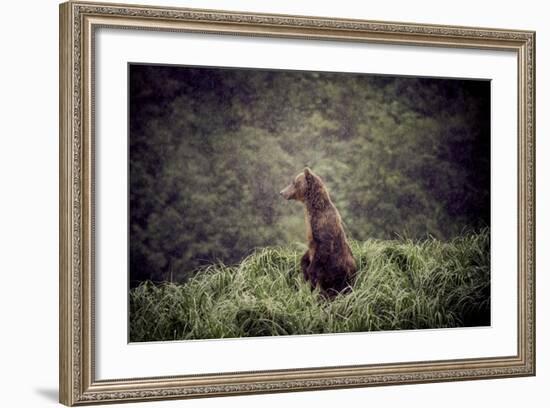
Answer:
[128,64,491,342]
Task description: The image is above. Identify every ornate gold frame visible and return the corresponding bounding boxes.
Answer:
[59,1,536,405]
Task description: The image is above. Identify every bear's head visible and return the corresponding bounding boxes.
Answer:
[280,168,328,207]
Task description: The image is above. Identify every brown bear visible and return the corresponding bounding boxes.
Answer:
[280,168,356,297]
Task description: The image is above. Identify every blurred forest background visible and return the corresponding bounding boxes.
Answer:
[129,64,490,286]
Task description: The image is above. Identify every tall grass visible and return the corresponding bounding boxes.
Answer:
[129,229,490,342]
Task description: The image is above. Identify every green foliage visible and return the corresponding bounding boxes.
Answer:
[129,229,490,341]
[130,66,490,284]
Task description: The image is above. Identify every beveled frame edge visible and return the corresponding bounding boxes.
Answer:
[59,1,536,405]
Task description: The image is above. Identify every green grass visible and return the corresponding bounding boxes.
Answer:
[129,229,490,342]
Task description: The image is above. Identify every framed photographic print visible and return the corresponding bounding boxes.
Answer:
[59,1,536,405]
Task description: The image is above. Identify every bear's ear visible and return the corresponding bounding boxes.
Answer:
[304,167,317,191]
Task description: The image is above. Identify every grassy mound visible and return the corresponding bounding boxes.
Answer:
[129,229,490,342]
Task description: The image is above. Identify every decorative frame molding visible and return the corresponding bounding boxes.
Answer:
[59,1,535,405]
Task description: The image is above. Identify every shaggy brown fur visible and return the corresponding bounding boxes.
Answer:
[280,168,356,297]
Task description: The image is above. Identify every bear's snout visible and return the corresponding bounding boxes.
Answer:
[280,184,294,200]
